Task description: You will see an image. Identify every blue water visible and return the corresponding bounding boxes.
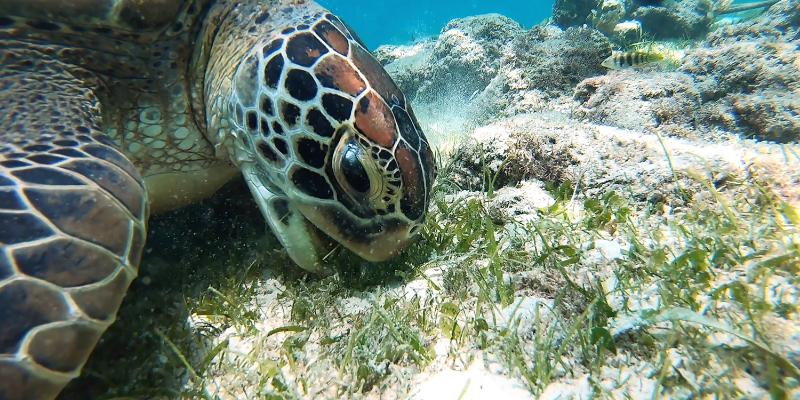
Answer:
[317,0,554,49]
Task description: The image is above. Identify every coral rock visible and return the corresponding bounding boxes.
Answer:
[572,72,702,137]
[553,0,602,28]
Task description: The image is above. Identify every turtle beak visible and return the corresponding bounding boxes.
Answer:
[293,201,420,262]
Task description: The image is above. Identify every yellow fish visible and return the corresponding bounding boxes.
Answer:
[601,51,665,70]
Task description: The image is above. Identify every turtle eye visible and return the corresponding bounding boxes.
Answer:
[332,130,382,201]
[340,142,371,193]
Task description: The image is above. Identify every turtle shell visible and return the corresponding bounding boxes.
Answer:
[0,0,192,34]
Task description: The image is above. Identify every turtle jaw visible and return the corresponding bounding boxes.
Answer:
[292,200,421,262]
[242,158,419,271]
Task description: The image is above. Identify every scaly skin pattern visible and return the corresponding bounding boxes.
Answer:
[0,0,435,398]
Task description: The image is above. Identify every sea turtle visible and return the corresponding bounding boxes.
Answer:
[0,0,436,398]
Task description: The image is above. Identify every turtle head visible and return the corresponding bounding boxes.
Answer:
[205,1,436,270]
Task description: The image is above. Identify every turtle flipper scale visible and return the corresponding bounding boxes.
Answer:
[0,48,148,400]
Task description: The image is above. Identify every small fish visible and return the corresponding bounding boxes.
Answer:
[601,51,665,70]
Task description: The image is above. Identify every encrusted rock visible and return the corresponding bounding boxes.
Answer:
[704,0,800,44]
[446,112,799,211]
[589,0,632,35]
[509,26,610,94]
[680,0,800,142]
[631,0,715,39]
[381,14,523,105]
[554,0,753,40]
[572,72,702,138]
[682,40,800,143]
[486,182,556,225]
[376,16,609,132]
[569,0,800,143]
[447,112,691,207]
[447,113,582,193]
[611,19,643,45]
[552,0,602,28]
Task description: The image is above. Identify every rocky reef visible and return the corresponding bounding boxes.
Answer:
[552,0,602,29]
[553,0,781,42]
[630,0,720,39]
[374,14,610,140]
[365,0,800,233]
[572,0,800,142]
[378,1,798,143]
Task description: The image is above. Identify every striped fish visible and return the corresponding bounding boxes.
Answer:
[601,51,665,70]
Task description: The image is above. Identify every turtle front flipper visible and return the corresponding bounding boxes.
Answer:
[0,49,148,400]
